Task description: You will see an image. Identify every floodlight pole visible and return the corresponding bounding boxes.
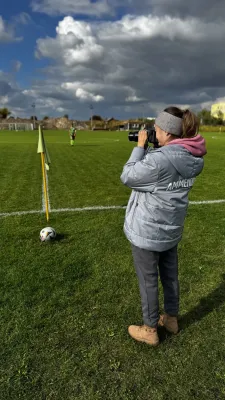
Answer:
[89,104,93,130]
[142,104,145,123]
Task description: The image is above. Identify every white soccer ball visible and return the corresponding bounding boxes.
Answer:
[40,227,56,242]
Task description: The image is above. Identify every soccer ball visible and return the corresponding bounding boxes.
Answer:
[40,227,56,242]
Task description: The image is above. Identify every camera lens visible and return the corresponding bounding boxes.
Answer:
[128,131,139,142]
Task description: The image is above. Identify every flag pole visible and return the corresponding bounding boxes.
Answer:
[37,125,51,222]
[41,152,49,222]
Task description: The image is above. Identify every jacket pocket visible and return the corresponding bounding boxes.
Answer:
[144,203,187,227]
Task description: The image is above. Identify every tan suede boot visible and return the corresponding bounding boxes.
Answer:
[128,325,159,346]
[158,314,178,334]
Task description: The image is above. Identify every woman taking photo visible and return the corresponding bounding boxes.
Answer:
[121,106,207,346]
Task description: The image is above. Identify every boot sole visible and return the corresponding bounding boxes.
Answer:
[128,333,159,346]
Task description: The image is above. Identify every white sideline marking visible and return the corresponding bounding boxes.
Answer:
[0,210,43,217]
[190,199,225,205]
[0,200,225,218]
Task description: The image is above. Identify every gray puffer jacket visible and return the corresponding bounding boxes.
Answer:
[120,135,206,251]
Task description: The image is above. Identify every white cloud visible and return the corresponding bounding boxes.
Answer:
[31,0,112,17]
[76,88,104,102]
[35,15,225,111]
[56,107,65,112]
[61,82,104,102]
[125,95,143,102]
[4,4,225,119]
[150,0,225,21]
[0,16,22,43]
[0,95,9,105]
[99,14,225,42]
[36,17,104,65]
[30,0,225,22]
[125,88,144,102]
[22,89,38,97]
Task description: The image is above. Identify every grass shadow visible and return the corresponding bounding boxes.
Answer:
[179,273,225,330]
[54,233,67,242]
[157,274,225,341]
[157,326,172,343]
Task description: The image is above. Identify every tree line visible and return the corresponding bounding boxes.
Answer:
[197,109,224,126]
[0,107,224,125]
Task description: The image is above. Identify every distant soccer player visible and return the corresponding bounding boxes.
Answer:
[69,124,76,146]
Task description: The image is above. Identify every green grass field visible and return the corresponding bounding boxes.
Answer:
[0,129,225,400]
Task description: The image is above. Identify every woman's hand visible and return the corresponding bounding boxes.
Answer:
[138,130,148,148]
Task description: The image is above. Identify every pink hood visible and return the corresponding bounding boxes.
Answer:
[168,134,207,157]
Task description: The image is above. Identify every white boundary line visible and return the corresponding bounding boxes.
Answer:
[0,200,225,218]
[189,199,225,205]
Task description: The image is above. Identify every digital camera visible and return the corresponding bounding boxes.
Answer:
[128,128,159,148]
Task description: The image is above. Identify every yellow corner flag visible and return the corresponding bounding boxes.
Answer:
[37,125,50,221]
[37,125,51,170]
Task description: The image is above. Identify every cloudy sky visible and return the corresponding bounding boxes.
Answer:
[1,0,225,120]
